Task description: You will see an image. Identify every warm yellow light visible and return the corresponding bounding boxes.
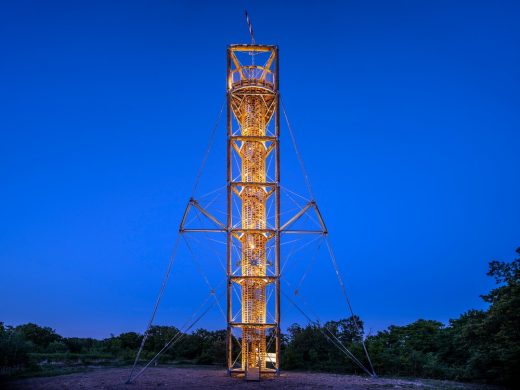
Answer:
[228,47,278,375]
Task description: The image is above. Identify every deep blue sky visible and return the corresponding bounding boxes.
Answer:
[1,1,519,339]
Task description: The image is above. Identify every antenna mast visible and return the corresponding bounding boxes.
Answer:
[244,10,256,44]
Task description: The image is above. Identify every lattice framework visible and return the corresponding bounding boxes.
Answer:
[227,45,279,375]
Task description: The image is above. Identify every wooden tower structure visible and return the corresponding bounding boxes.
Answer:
[226,44,280,378]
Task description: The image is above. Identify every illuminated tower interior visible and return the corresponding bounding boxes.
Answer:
[227,44,280,377]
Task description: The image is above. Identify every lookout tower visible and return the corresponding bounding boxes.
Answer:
[128,25,376,386]
[226,45,280,378]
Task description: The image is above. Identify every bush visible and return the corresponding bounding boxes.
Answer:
[0,323,33,369]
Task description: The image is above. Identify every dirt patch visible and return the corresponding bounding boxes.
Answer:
[5,367,499,390]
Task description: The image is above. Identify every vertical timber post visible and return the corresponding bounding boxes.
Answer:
[226,44,280,378]
[274,46,281,376]
[226,47,233,375]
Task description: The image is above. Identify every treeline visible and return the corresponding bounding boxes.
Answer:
[1,248,518,386]
[0,324,227,371]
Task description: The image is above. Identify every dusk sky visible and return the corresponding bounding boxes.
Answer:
[1,0,519,339]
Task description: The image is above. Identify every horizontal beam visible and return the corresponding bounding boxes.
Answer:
[181,228,324,234]
[228,44,276,52]
[231,181,277,187]
[282,230,326,235]
[229,368,278,374]
[180,228,226,233]
[230,276,277,285]
[231,136,277,142]
[230,276,277,280]
[231,228,276,234]
[230,322,276,328]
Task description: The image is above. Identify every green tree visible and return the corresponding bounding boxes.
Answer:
[440,309,487,381]
[367,319,445,377]
[46,340,69,353]
[118,332,142,351]
[0,322,33,368]
[64,337,99,354]
[325,316,364,345]
[477,248,520,385]
[14,323,61,352]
